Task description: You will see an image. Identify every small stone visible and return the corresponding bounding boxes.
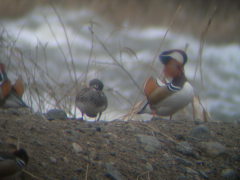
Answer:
[232,154,240,162]
[70,177,79,180]
[96,127,101,132]
[45,109,67,120]
[49,157,57,163]
[198,171,209,179]
[189,125,211,140]
[196,161,205,166]
[176,142,195,157]
[105,163,125,180]
[32,140,43,146]
[40,162,47,167]
[62,156,69,163]
[145,162,153,171]
[75,168,84,173]
[179,167,199,177]
[200,141,226,157]
[175,157,193,166]
[221,169,239,180]
[177,175,190,180]
[136,134,161,153]
[72,142,83,153]
[175,134,186,141]
[110,152,117,156]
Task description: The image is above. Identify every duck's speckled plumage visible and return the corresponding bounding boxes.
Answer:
[76,79,108,121]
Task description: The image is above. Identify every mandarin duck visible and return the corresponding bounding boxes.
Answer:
[0,148,29,178]
[76,79,108,121]
[138,49,194,119]
[0,63,28,108]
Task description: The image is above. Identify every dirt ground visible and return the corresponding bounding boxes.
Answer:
[0,108,239,180]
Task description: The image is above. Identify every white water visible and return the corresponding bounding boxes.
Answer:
[0,7,239,121]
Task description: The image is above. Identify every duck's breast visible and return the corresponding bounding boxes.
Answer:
[154,82,194,116]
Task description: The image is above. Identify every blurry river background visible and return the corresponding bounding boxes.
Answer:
[0,0,239,122]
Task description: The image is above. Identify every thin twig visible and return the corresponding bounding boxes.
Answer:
[194,6,217,85]
[151,1,183,67]
[90,26,142,93]
[23,170,45,180]
[50,3,78,84]
[85,22,95,82]
[137,171,150,180]
[85,164,89,180]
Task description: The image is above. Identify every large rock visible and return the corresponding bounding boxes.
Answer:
[136,135,161,153]
[221,169,239,180]
[176,142,195,157]
[105,163,125,180]
[45,109,67,120]
[174,156,193,167]
[189,125,211,140]
[200,141,226,157]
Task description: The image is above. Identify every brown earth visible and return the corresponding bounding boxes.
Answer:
[0,108,239,180]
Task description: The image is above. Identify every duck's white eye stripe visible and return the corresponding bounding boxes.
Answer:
[167,83,181,92]
[169,52,184,64]
[16,159,26,168]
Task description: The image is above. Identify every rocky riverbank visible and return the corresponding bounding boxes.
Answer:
[0,109,239,180]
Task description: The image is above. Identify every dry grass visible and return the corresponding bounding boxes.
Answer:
[0,2,214,121]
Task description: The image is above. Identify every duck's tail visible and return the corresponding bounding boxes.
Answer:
[137,101,149,114]
[3,91,29,108]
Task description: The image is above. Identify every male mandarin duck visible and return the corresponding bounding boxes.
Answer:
[138,49,194,119]
[76,79,108,121]
[0,148,29,178]
[0,63,28,108]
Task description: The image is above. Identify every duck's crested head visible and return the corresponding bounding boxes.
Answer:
[159,49,187,65]
[89,79,104,91]
[13,148,29,164]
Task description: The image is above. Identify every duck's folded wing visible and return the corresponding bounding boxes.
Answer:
[144,77,174,105]
[0,159,19,177]
[13,77,25,98]
[0,80,11,100]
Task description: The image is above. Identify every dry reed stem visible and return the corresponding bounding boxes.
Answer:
[137,171,151,180]
[50,3,78,84]
[23,170,45,180]
[84,21,94,83]
[150,1,183,67]
[194,6,217,85]
[90,26,142,93]
[85,163,89,180]
[192,7,217,121]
